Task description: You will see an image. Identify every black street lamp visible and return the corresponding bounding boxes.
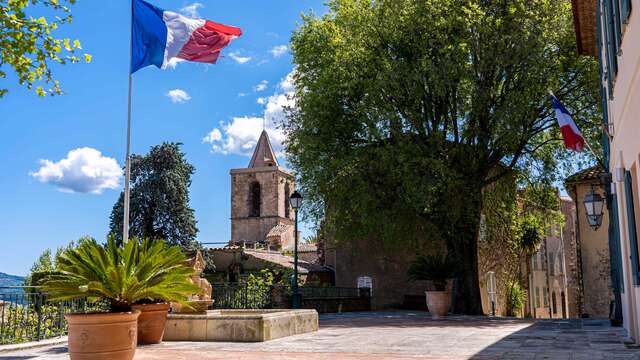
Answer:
[584,185,605,231]
[289,190,303,309]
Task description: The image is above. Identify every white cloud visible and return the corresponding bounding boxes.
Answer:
[203,117,285,156]
[270,45,288,58]
[279,71,295,93]
[203,71,296,157]
[202,128,222,143]
[166,89,191,104]
[253,80,268,92]
[181,2,204,18]
[238,92,247,97]
[228,51,251,64]
[30,148,122,194]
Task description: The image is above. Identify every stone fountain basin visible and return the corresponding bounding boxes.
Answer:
[163,309,319,342]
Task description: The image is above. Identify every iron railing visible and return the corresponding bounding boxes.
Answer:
[211,284,272,309]
[0,287,106,345]
[299,287,367,299]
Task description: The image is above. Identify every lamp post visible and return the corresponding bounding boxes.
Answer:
[289,190,303,309]
[584,185,605,231]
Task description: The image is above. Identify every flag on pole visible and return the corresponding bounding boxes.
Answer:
[551,95,585,152]
[131,0,242,73]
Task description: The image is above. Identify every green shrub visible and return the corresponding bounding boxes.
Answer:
[505,281,526,317]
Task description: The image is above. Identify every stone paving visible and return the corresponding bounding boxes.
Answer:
[2,311,640,359]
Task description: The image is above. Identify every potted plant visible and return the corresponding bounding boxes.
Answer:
[408,253,459,318]
[42,237,200,360]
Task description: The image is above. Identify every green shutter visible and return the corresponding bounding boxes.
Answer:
[603,0,619,93]
[621,0,632,24]
[609,194,624,292]
[624,171,640,285]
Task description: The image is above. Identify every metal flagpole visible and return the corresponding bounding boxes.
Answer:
[123,1,134,244]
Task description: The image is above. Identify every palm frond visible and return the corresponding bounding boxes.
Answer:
[41,237,201,312]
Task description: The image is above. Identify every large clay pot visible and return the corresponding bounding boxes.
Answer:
[425,291,451,318]
[65,310,140,360]
[131,303,170,344]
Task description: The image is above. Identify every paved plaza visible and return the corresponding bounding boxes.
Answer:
[2,311,640,360]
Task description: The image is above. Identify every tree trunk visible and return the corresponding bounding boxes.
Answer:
[451,182,484,315]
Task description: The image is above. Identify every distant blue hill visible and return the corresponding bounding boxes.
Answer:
[0,272,26,300]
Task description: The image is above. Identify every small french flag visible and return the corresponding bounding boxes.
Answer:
[131,0,242,74]
[551,95,585,152]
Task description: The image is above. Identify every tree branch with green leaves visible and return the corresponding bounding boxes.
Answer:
[0,0,91,97]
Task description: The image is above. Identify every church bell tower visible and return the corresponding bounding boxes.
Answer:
[229,130,295,249]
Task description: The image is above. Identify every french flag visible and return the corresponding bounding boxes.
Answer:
[551,95,585,152]
[131,0,242,73]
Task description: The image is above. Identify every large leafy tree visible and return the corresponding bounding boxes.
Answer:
[109,143,199,249]
[286,0,600,314]
[1,0,90,97]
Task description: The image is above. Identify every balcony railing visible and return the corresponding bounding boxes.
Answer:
[0,286,106,345]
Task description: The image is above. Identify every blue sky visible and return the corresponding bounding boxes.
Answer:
[0,0,325,276]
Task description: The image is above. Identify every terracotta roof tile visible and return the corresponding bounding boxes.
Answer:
[244,249,330,273]
[565,165,604,184]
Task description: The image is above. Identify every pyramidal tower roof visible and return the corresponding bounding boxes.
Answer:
[248,130,279,168]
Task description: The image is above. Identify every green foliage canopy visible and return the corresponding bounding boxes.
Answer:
[1,0,91,97]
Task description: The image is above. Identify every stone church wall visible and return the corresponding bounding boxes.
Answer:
[326,237,434,310]
[230,167,294,245]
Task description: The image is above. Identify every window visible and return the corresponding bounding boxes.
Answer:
[535,287,541,308]
[552,292,558,315]
[543,287,549,307]
[549,253,555,276]
[558,253,564,275]
[621,0,632,24]
[601,0,632,91]
[540,251,546,271]
[284,182,291,219]
[249,181,261,217]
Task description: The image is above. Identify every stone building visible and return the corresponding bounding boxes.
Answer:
[230,130,296,250]
[565,166,615,319]
[526,199,575,319]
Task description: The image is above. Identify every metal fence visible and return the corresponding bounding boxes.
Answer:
[299,287,365,299]
[210,284,369,310]
[210,284,272,309]
[0,287,105,345]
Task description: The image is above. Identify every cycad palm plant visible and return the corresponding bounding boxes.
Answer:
[408,253,460,291]
[42,236,201,312]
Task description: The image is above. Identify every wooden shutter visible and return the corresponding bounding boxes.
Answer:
[624,171,640,285]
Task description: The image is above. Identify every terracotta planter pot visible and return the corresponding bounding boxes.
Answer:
[131,303,170,344]
[65,310,140,360]
[425,290,451,318]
